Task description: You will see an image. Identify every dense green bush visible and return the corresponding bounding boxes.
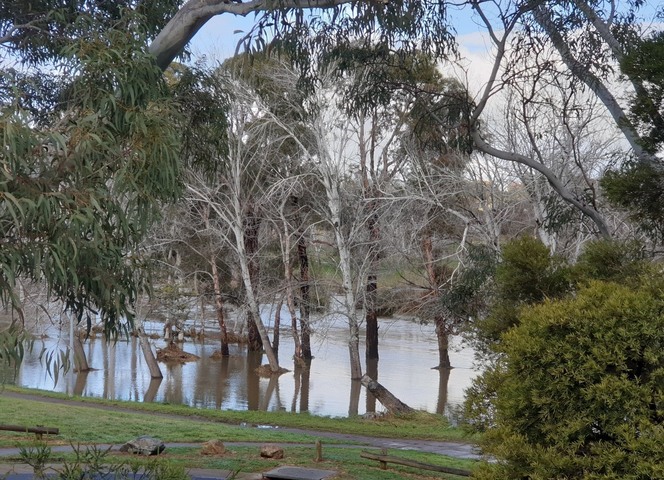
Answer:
[471,280,664,479]
[472,237,572,352]
[573,239,650,285]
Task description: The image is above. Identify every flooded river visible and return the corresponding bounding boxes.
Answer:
[5,306,479,418]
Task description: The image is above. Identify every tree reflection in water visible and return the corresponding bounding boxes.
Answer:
[12,316,478,418]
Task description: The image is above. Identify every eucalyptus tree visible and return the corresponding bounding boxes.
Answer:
[394,73,476,369]
[307,103,369,380]
[3,0,660,373]
[0,8,230,373]
[226,53,317,361]
[487,74,629,257]
[466,0,663,240]
[183,68,311,373]
[0,13,182,341]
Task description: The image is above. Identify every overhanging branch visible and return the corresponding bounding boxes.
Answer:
[472,129,611,238]
[148,0,357,70]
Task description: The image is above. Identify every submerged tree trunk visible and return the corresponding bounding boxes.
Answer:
[244,207,263,352]
[422,232,451,369]
[365,272,379,360]
[288,195,311,360]
[366,357,378,413]
[292,195,312,360]
[137,327,163,379]
[434,315,451,369]
[365,196,380,360]
[436,366,452,415]
[203,203,230,357]
[297,237,312,360]
[273,298,282,363]
[211,260,230,357]
[349,379,362,417]
[278,197,303,362]
[323,171,363,379]
[73,336,90,373]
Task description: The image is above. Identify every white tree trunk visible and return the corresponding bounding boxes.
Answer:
[322,170,363,380]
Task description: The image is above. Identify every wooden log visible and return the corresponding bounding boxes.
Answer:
[360,375,414,415]
[360,451,472,477]
[0,425,59,436]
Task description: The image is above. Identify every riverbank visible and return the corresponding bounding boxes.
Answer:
[0,387,480,479]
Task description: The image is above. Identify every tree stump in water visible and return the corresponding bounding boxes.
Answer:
[360,375,414,415]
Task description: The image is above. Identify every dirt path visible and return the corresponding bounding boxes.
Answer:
[0,391,480,460]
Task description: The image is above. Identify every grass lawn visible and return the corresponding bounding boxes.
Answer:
[3,445,477,480]
[1,386,474,442]
[0,387,480,479]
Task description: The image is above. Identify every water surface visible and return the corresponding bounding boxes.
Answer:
[8,308,479,418]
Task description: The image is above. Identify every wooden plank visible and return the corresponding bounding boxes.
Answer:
[0,425,59,435]
[361,451,472,477]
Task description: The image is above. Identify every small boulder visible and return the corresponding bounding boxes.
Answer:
[201,439,226,456]
[119,436,165,456]
[260,444,284,459]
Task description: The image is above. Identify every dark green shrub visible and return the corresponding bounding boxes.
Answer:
[473,237,572,351]
[471,281,664,479]
[574,239,651,285]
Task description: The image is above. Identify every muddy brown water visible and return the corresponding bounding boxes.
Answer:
[4,305,479,419]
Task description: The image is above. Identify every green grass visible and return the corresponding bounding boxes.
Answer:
[0,395,332,447]
[2,386,475,443]
[0,387,479,479]
[3,445,478,480]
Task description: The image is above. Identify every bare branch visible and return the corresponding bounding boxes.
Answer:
[472,129,611,238]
